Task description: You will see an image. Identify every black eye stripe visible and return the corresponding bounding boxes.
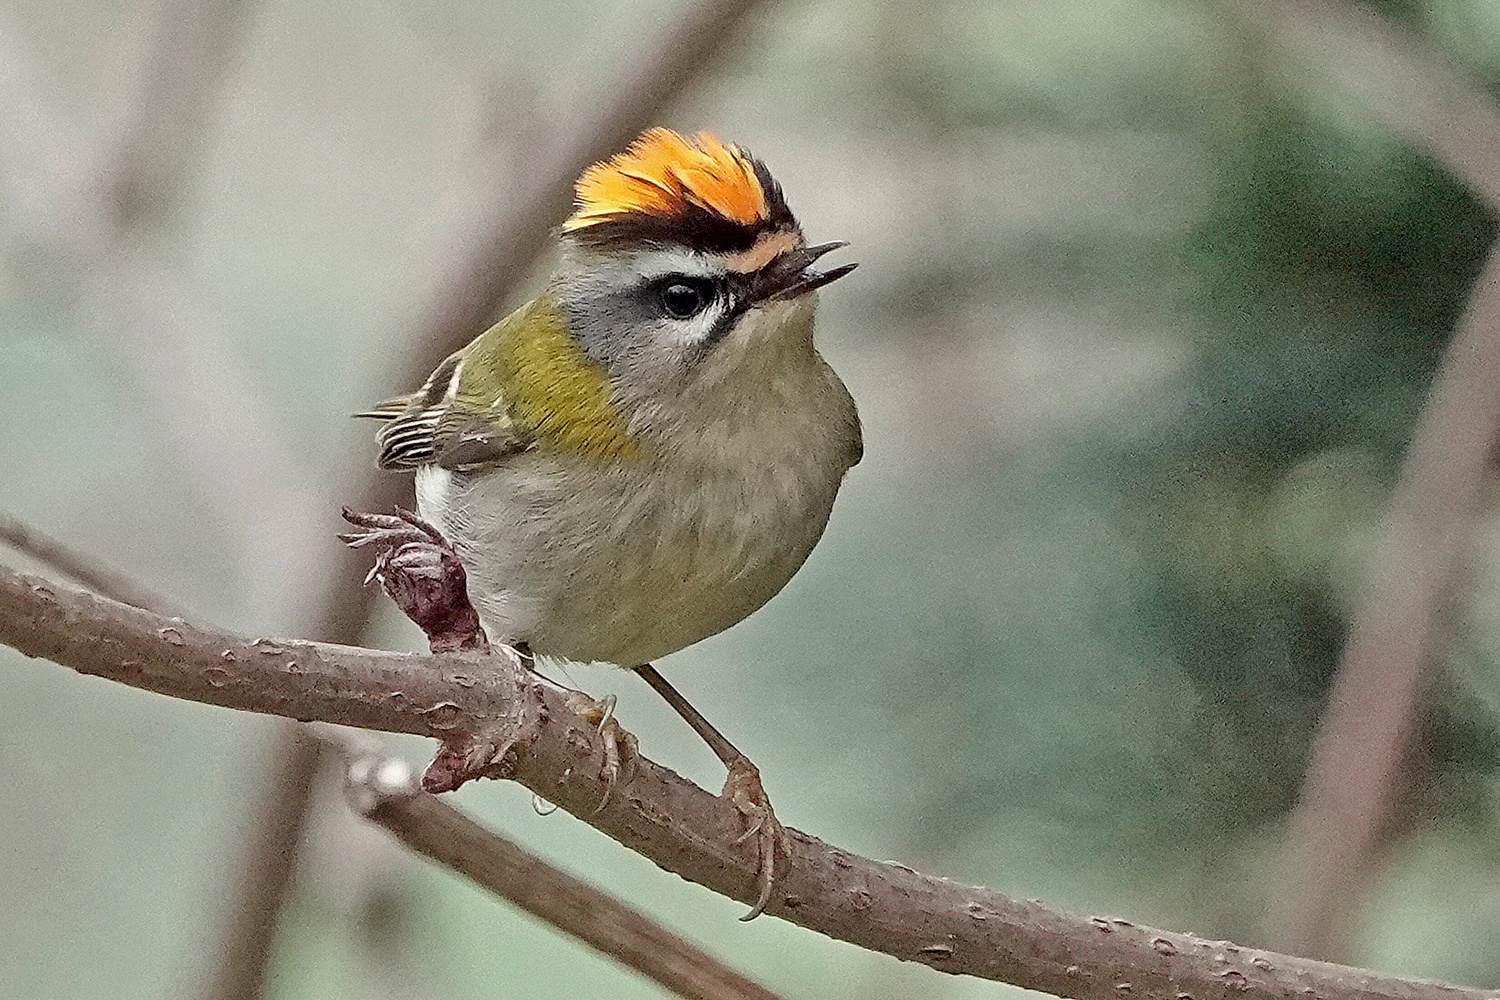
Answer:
[636,271,756,364]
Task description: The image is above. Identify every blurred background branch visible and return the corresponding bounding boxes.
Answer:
[0,5,339,998]
[104,0,250,230]
[0,512,175,613]
[1278,234,1500,958]
[344,754,791,1000]
[1253,0,1500,208]
[1244,0,1500,961]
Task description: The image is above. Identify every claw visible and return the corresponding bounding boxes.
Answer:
[722,759,788,920]
[340,506,447,543]
[628,664,790,918]
[594,692,617,731]
[566,691,637,813]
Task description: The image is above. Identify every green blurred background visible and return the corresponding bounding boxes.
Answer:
[5,0,1500,997]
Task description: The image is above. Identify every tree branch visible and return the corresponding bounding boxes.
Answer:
[1,559,1492,1000]
[0,516,789,1000]
[341,751,788,1000]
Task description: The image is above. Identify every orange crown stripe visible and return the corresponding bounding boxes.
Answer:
[564,128,770,232]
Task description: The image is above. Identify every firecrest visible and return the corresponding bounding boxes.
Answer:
[358,128,861,917]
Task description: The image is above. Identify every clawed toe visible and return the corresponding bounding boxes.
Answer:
[339,506,449,550]
[566,691,637,812]
[722,759,788,921]
[340,507,485,652]
[628,665,789,920]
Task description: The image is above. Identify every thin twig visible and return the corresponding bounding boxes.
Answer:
[342,753,789,1000]
[0,513,176,615]
[1,560,1493,1000]
[1246,0,1500,960]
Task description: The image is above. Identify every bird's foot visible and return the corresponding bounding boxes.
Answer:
[565,691,637,812]
[422,647,547,792]
[722,757,791,920]
[341,507,538,792]
[339,507,487,653]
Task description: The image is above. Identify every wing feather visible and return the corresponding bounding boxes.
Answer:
[356,346,527,472]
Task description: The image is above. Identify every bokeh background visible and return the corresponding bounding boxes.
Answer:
[5,0,1500,997]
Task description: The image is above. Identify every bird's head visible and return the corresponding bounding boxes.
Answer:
[361,129,858,471]
[550,129,854,397]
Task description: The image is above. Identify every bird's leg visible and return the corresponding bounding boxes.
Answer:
[340,508,544,790]
[339,507,486,653]
[632,663,789,920]
[340,509,637,804]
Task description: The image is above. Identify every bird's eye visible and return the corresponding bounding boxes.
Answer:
[658,278,714,319]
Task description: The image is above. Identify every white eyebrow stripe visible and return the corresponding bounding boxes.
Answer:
[624,249,723,282]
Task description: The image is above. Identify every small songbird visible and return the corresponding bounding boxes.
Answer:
[357,128,861,917]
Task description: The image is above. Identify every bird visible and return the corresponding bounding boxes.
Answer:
[354,127,861,917]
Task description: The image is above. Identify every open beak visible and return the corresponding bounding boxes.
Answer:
[755,241,857,302]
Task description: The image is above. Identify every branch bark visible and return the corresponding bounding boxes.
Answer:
[1,559,1492,1000]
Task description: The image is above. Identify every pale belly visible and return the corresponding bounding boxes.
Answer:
[416,451,841,666]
